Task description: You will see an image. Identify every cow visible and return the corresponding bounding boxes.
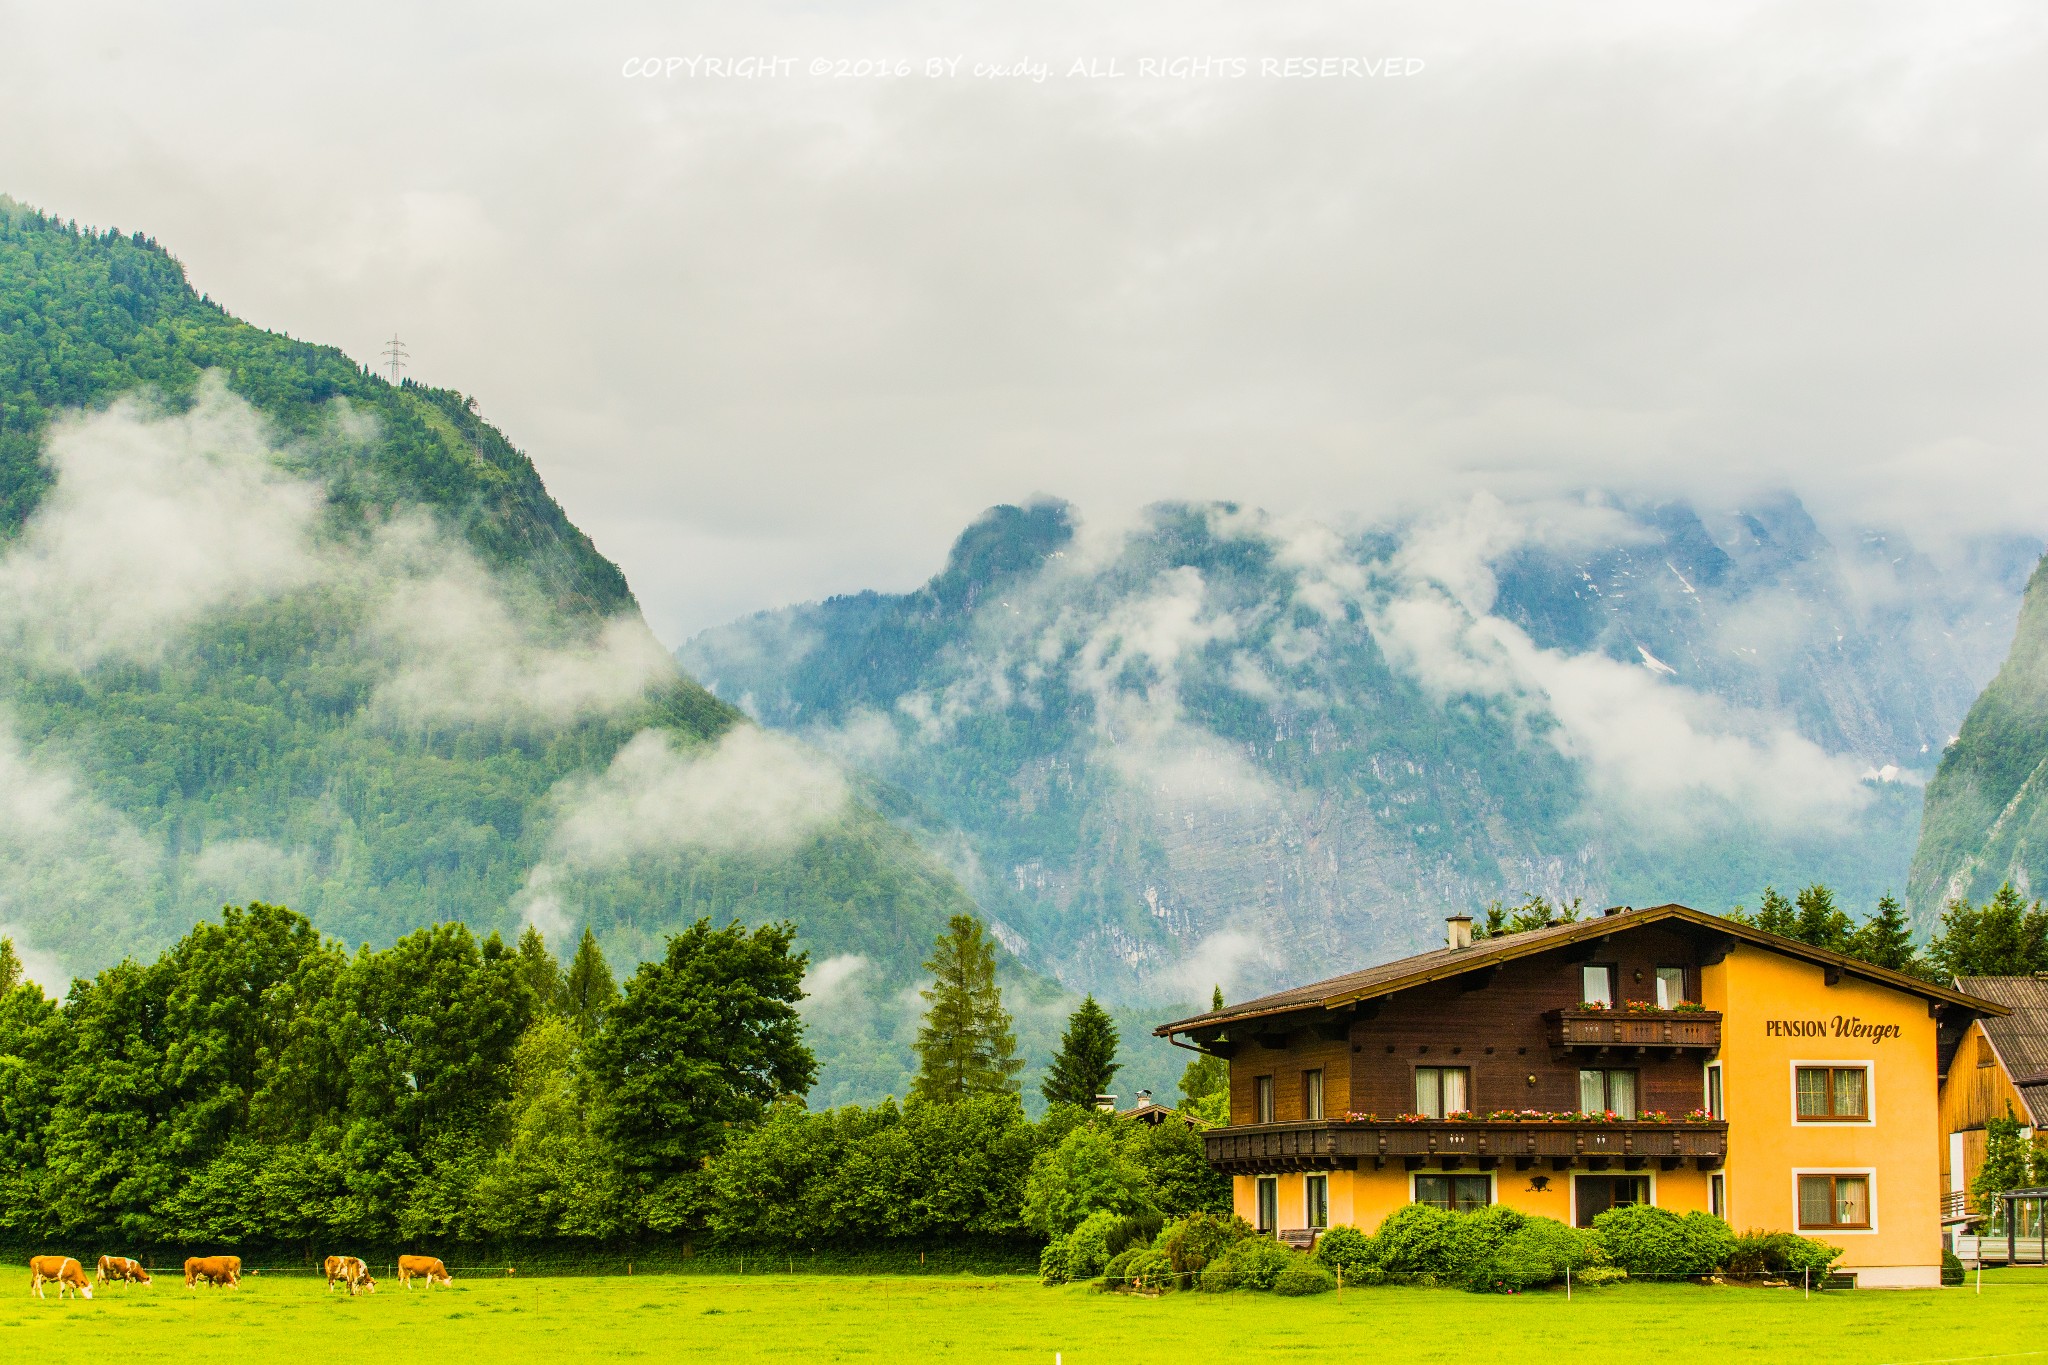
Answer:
[28,1256,93,1300]
[96,1255,151,1286]
[324,1255,376,1296]
[183,1255,240,1289]
[396,1254,452,1289]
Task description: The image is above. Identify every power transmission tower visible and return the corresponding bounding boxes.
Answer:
[381,333,409,383]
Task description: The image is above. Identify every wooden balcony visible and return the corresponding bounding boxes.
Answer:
[1546,1007,1721,1054]
[1204,1118,1728,1175]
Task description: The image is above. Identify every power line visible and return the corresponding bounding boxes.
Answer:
[380,333,409,383]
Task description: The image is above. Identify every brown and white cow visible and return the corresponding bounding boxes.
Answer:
[324,1255,376,1296]
[28,1256,93,1300]
[183,1255,240,1289]
[96,1255,151,1286]
[396,1254,452,1289]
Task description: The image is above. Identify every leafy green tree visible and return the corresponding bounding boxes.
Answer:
[1021,1121,1153,1237]
[911,915,1023,1102]
[1042,995,1120,1108]
[1929,884,2048,978]
[471,1015,632,1237]
[1847,893,1923,975]
[1977,1104,2034,1210]
[564,926,618,1039]
[584,918,814,1179]
[515,925,568,1017]
[1178,986,1228,1109]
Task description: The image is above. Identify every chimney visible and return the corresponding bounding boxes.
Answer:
[1446,914,1473,950]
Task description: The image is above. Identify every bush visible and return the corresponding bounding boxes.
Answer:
[1943,1247,1965,1286]
[1311,1224,1376,1283]
[1105,1211,1166,1259]
[1272,1259,1337,1296]
[1121,1247,1174,1291]
[1478,1216,1604,1293]
[1224,1237,1298,1290]
[1725,1228,1844,1278]
[1160,1210,1255,1276]
[1575,1265,1628,1286]
[1372,1203,1462,1275]
[1592,1205,1733,1279]
[1198,1257,1242,1292]
[1064,1209,1124,1278]
[1445,1204,1527,1288]
[1039,1240,1073,1286]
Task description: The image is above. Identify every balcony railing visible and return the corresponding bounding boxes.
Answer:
[1546,1008,1722,1053]
[1205,1118,1728,1174]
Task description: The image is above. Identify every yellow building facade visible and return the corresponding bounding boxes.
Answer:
[1163,905,2000,1288]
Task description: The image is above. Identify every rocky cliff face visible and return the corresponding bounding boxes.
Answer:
[1911,554,2048,916]
[685,494,2036,1006]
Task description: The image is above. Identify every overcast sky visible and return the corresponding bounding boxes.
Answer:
[2,1,2044,643]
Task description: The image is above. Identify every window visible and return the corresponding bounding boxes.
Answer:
[1709,1173,1726,1220]
[1415,1174,1491,1212]
[1798,1174,1871,1230]
[1575,1175,1650,1228]
[1704,1062,1724,1120]
[1581,964,1616,1007]
[1305,1174,1329,1229]
[1256,1176,1278,1232]
[1795,1066,1869,1121]
[1254,1075,1275,1125]
[1654,966,1688,1008]
[1414,1066,1470,1118]
[1579,1068,1638,1118]
[1303,1068,1325,1121]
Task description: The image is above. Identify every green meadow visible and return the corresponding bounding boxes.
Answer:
[3,1267,2046,1364]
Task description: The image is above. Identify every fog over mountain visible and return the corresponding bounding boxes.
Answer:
[684,494,2039,1005]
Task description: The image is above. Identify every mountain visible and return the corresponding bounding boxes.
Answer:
[0,198,1010,1106]
[683,495,2037,1006]
[1910,553,2048,915]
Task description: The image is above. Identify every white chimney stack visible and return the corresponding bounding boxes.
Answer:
[1446,914,1474,950]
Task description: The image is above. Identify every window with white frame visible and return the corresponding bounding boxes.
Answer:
[1797,1174,1870,1230]
[1795,1065,1869,1122]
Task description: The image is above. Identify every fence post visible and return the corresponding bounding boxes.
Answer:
[1977,1262,1983,1295]
[1804,1267,1810,1300]
[1566,1264,1571,1300]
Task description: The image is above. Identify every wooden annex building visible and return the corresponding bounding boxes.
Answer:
[1938,976,2048,1254]
[1156,903,2007,1288]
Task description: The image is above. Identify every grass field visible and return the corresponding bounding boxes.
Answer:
[5,1266,2048,1364]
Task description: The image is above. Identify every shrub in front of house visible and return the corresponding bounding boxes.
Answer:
[1272,1259,1338,1295]
[1444,1204,1529,1287]
[1592,1205,1735,1279]
[1104,1211,1166,1260]
[1310,1224,1380,1284]
[1370,1202,1463,1275]
[1159,1210,1255,1278]
[1039,1240,1075,1285]
[1723,1228,1844,1278]
[1475,1216,1606,1292]
[1103,1245,1175,1291]
[1062,1208,1125,1279]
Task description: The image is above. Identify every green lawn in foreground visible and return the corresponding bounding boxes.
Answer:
[3,1267,2046,1364]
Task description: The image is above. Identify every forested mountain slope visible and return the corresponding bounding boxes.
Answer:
[0,198,998,1105]
[1911,553,2048,916]
[684,497,2035,1004]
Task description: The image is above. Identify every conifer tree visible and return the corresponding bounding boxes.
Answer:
[911,914,1023,1102]
[515,924,567,1015]
[1792,883,1852,952]
[1847,892,1922,974]
[564,927,619,1039]
[1929,884,2048,979]
[0,936,21,994]
[1178,985,1228,1107]
[1042,995,1120,1108]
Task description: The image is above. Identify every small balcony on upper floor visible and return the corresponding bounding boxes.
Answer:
[1205,1116,1728,1175]
[1545,1007,1721,1056]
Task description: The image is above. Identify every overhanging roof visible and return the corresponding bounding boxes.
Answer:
[1156,903,2008,1038]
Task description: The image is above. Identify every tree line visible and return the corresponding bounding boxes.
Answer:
[0,907,1223,1255]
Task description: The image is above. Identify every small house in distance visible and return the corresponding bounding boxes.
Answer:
[1156,903,2005,1288]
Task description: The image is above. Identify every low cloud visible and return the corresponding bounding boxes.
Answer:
[802,952,870,1009]
[0,375,323,669]
[1164,930,1273,1003]
[545,726,850,868]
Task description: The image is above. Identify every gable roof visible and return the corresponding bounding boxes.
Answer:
[1958,977,2048,1125]
[1157,903,2007,1037]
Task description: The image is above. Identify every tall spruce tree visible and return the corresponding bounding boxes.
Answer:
[911,914,1023,1102]
[1042,995,1120,1108]
[1792,883,1852,951]
[515,924,568,1015]
[1847,892,1922,974]
[0,936,20,994]
[564,927,619,1039]
[1178,985,1228,1107]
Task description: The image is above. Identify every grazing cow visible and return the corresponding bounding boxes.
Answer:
[96,1255,151,1286]
[28,1256,93,1300]
[324,1255,376,1296]
[396,1254,452,1289]
[183,1255,241,1289]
